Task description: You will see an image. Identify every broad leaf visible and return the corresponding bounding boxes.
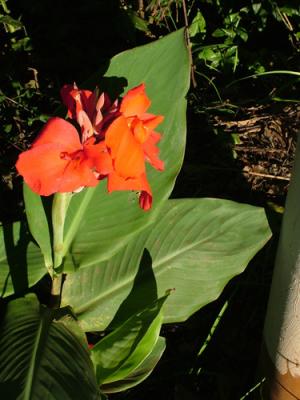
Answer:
[23,183,53,271]
[0,222,46,297]
[101,336,166,393]
[61,29,190,268]
[62,198,271,331]
[91,296,166,385]
[0,295,103,399]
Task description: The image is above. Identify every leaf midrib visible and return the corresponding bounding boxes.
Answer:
[73,210,269,316]
[73,235,225,314]
[23,309,53,400]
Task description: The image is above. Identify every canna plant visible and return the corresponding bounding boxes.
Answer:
[0,29,271,399]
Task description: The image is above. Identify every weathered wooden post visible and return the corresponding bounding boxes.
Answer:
[262,138,300,399]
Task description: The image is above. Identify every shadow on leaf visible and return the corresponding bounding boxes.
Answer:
[107,249,158,330]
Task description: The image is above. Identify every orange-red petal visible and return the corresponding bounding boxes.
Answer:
[107,171,149,191]
[84,140,113,176]
[32,117,82,153]
[16,118,100,195]
[142,133,164,171]
[105,115,145,178]
[140,114,164,130]
[120,83,151,118]
[16,144,67,195]
[107,171,152,210]
[16,143,98,196]
[132,119,149,143]
[58,153,99,192]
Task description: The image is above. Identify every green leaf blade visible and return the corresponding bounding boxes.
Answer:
[62,198,271,331]
[23,183,52,271]
[101,336,166,393]
[91,296,166,385]
[0,222,46,297]
[0,295,103,399]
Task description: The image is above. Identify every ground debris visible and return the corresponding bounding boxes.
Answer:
[212,103,300,200]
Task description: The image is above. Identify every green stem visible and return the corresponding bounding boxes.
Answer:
[51,274,63,297]
[51,272,68,308]
[52,192,72,270]
[50,273,64,308]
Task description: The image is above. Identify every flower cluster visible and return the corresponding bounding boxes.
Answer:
[16,83,164,210]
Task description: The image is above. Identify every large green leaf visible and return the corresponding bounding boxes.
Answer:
[61,29,190,268]
[91,296,166,385]
[61,198,271,331]
[0,222,46,297]
[0,295,103,399]
[101,336,166,393]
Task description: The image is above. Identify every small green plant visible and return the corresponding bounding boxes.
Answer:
[190,6,249,73]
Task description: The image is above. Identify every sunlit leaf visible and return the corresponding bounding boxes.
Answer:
[101,337,166,393]
[91,296,167,385]
[62,198,271,331]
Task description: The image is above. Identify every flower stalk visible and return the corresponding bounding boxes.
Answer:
[52,192,72,270]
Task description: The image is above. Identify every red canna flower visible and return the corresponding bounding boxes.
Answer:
[16,83,164,211]
[16,117,112,196]
[105,83,164,210]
